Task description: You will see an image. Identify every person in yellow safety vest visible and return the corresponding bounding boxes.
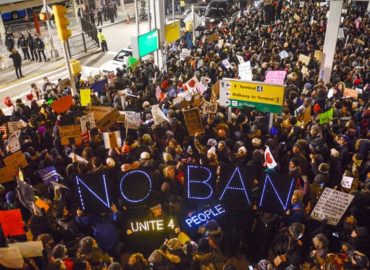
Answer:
[180,0,186,13]
[97,29,108,52]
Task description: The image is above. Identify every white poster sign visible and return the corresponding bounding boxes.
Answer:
[238,61,252,81]
[125,111,141,129]
[7,132,20,153]
[311,188,354,226]
[341,175,354,189]
[80,113,96,133]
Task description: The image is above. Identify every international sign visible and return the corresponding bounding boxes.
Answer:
[219,78,285,113]
[138,29,159,58]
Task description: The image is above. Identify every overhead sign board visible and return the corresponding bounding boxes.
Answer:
[131,29,160,58]
[219,78,285,113]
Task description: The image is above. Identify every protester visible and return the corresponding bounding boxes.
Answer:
[0,1,369,270]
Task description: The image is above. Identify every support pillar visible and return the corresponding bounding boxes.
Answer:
[320,0,343,84]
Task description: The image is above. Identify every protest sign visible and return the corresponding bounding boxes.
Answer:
[9,241,43,258]
[279,50,289,59]
[38,166,60,183]
[90,79,106,92]
[103,131,122,149]
[165,20,181,43]
[218,39,224,47]
[311,188,354,226]
[151,105,170,125]
[183,108,204,136]
[127,217,176,234]
[68,153,88,165]
[202,101,218,114]
[180,48,191,60]
[80,89,92,106]
[338,27,345,39]
[205,33,219,42]
[74,173,114,212]
[0,166,18,184]
[298,54,310,66]
[219,78,285,113]
[222,59,232,69]
[301,65,309,76]
[0,246,24,269]
[343,88,358,99]
[319,108,334,124]
[59,125,82,145]
[125,111,142,129]
[87,106,120,130]
[212,81,220,101]
[236,55,244,64]
[265,70,287,85]
[7,132,20,153]
[341,175,354,189]
[7,120,26,134]
[293,14,301,21]
[238,61,253,81]
[35,198,50,212]
[4,151,28,170]
[314,50,323,62]
[185,203,226,228]
[80,113,96,133]
[0,209,25,236]
[51,95,73,114]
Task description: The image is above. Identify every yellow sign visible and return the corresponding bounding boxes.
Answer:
[80,89,91,106]
[165,20,181,43]
[222,79,285,113]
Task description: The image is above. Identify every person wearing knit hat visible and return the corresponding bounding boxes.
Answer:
[121,144,130,155]
[140,151,151,160]
[207,138,217,147]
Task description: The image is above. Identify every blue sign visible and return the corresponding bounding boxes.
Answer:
[185,204,226,228]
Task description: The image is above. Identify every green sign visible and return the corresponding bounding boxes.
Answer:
[138,29,159,58]
[319,108,333,125]
[228,99,282,114]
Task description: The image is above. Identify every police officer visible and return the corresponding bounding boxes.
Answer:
[27,33,38,61]
[35,34,47,62]
[180,0,185,13]
[97,29,108,52]
[17,33,30,60]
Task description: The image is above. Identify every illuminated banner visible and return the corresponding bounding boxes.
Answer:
[185,165,216,202]
[74,167,294,213]
[127,218,176,234]
[74,173,113,212]
[185,203,226,228]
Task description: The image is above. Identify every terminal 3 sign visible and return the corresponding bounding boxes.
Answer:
[73,164,295,214]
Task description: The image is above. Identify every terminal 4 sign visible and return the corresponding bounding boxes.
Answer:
[219,78,285,113]
[131,29,160,59]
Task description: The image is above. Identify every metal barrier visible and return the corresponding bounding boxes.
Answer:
[66,32,98,58]
[80,17,99,44]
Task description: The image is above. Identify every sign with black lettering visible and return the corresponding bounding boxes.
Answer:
[311,188,354,226]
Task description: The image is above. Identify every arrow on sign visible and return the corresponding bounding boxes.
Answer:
[225,82,231,88]
[226,91,231,96]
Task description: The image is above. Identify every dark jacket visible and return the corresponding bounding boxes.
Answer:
[35,38,45,50]
[9,51,22,67]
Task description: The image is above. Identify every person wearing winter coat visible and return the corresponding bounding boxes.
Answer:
[9,48,23,79]
[17,33,30,60]
[27,33,38,61]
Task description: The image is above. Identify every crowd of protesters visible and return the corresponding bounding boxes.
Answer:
[0,0,369,270]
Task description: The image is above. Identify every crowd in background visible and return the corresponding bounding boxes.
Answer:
[0,0,369,270]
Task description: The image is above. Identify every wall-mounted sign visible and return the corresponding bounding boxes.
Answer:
[131,29,160,59]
